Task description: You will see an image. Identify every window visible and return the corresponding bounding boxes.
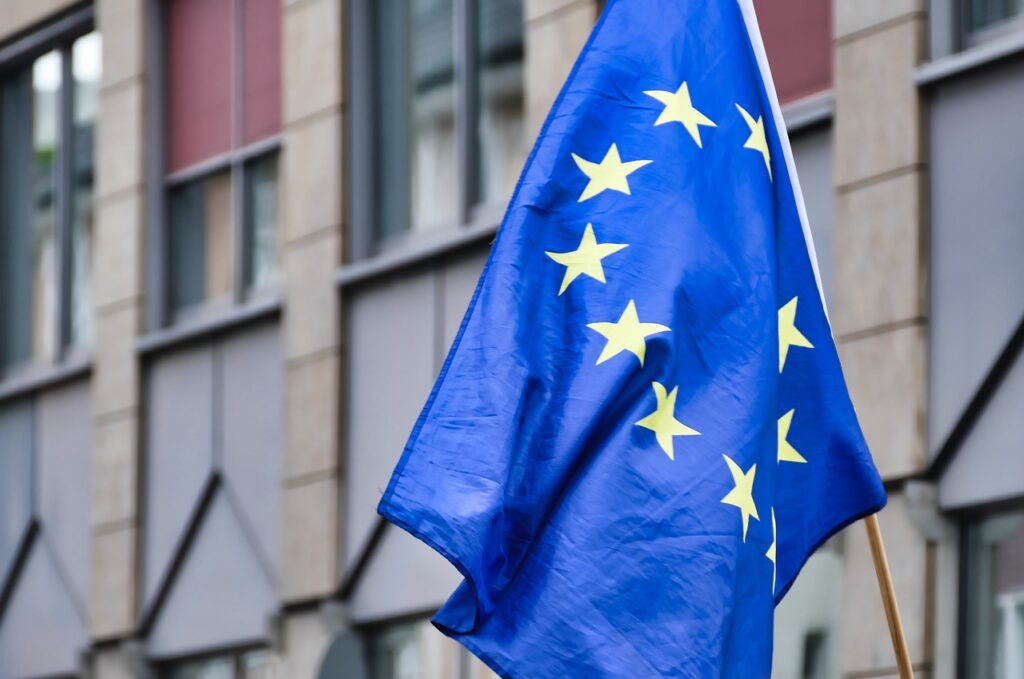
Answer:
[159,0,281,324]
[963,507,1024,679]
[0,29,100,374]
[771,540,842,679]
[354,0,526,255]
[163,649,274,679]
[965,0,1024,41]
[365,618,498,679]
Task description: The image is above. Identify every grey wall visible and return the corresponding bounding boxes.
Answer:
[143,323,283,659]
[344,246,489,617]
[928,57,1024,506]
[0,382,91,678]
[0,400,33,590]
[790,125,835,306]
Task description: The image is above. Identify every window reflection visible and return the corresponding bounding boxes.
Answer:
[969,0,1024,32]
[366,618,499,679]
[31,50,61,364]
[966,508,1024,679]
[772,540,841,679]
[163,649,274,679]
[372,0,525,245]
[375,0,458,240]
[70,31,101,349]
[245,153,279,292]
[476,0,526,209]
[168,169,234,318]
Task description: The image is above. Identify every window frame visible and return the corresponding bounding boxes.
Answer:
[930,0,1024,59]
[956,498,1024,679]
[156,644,273,678]
[0,7,96,377]
[145,0,282,333]
[346,0,523,262]
[962,0,1024,46]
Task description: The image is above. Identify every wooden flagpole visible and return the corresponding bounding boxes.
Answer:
[864,513,915,679]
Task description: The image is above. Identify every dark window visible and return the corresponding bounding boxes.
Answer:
[356,0,526,254]
[963,507,1024,679]
[162,648,273,679]
[965,0,1024,40]
[161,0,281,323]
[365,618,492,679]
[0,29,100,374]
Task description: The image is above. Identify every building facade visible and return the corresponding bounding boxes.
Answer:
[0,0,1020,677]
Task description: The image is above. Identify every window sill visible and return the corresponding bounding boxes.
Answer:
[136,295,282,356]
[781,90,834,133]
[917,29,1024,86]
[0,356,92,404]
[337,219,499,288]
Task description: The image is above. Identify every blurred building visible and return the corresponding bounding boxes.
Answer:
[0,0,1020,677]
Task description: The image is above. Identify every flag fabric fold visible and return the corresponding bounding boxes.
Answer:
[379,0,886,676]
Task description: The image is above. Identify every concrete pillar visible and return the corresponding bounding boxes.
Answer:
[524,0,602,139]
[832,2,931,677]
[0,0,81,41]
[279,0,344,603]
[88,0,147,642]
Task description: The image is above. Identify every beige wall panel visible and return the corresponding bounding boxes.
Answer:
[834,0,924,40]
[834,18,924,189]
[839,324,927,479]
[524,1,597,139]
[840,494,929,676]
[284,0,343,125]
[89,527,138,640]
[0,0,80,42]
[280,476,340,602]
[834,170,925,336]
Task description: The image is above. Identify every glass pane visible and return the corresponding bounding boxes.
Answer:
[375,0,458,241]
[966,509,1024,679]
[30,50,62,364]
[244,153,279,291]
[772,540,842,679]
[240,649,274,679]
[164,656,235,679]
[367,619,464,679]
[476,0,526,208]
[0,68,34,369]
[69,32,102,349]
[970,0,1024,32]
[168,169,233,317]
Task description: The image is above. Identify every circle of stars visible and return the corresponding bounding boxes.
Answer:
[544,79,817,596]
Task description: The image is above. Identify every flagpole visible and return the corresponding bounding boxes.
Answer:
[864,513,915,679]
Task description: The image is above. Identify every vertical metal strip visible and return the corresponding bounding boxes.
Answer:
[56,43,75,358]
[455,0,479,225]
[346,0,374,261]
[145,0,170,330]
[232,0,249,302]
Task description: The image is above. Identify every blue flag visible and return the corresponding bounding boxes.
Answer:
[378,1,886,676]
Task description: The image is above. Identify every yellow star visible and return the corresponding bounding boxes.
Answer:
[572,143,652,202]
[545,224,628,295]
[643,82,717,147]
[767,508,777,593]
[778,296,813,372]
[587,300,669,366]
[721,454,760,542]
[635,382,701,460]
[736,104,772,180]
[777,409,807,464]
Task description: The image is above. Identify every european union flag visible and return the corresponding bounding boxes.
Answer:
[378,0,887,676]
